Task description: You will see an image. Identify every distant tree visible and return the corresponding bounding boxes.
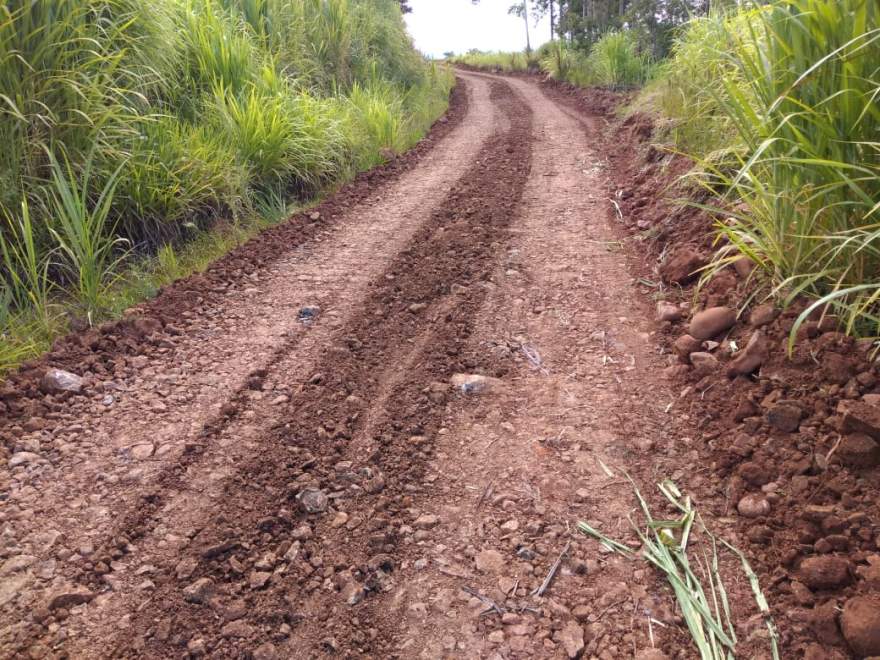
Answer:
[508,1,533,52]
[443,50,456,59]
[398,0,412,13]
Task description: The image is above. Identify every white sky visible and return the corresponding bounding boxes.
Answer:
[404,0,551,58]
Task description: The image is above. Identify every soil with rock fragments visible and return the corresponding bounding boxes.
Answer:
[2,69,878,660]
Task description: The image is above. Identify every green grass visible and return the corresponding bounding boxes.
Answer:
[455,32,653,90]
[0,0,452,375]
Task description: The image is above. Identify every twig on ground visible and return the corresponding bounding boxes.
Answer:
[461,585,506,616]
[531,541,571,597]
[475,480,495,510]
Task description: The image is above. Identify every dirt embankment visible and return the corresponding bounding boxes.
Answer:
[540,77,880,659]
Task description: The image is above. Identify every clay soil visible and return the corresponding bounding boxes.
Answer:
[2,71,878,660]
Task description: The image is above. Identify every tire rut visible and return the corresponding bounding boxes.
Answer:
[27,79,533,659]
[1,78,495,658]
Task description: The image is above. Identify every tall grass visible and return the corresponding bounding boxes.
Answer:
[457,32,652,89]
[0,0,452,373]
[691,0,880,339]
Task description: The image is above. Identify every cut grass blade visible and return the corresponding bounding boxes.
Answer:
[578,477,778,660]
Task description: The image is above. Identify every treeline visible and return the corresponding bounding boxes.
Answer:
[0,0,451,371]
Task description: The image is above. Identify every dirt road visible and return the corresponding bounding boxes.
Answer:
[2,74,771,659]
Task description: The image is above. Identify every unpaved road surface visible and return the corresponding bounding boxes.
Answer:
[1,74,771,659]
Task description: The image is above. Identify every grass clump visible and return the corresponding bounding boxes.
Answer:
[0,0,453,374]
[578,477,779,660]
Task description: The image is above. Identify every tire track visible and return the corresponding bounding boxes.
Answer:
[69,79,533,660]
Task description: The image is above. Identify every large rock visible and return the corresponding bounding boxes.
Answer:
[660,248,705,285]
[838,400,880,440]
[40,368,83,394]
[798,556,852,590]
[727,331,769,377]
[689,307,737,340]
[841,595,880,657]
[837,433,880,469]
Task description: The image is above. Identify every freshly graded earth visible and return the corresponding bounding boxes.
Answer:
[2,72,876,660]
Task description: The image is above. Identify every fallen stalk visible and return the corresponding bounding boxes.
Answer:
[577,477,779,660]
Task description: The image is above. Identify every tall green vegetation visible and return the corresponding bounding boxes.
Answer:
[651,1,879,338]
[0,0,452,372]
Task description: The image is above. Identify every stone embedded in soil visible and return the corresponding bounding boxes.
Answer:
[553,620,585,659]
[660,247,705,285]
[450,373,501,394]
[249,571,271,590]
[841,595,880,657]
[689,306,737,340]
[413,514,439,529]
[767,401,803,433]
[838,433,880,469]
[475,549,505,574]
[182,577,215,604]
[749,303,778,327]
[798,556,853,591]
[673,334,702,362]
[737,493,770,518]
[656,301,682,322]
[8,452,42,468]
[40,368,84,394]
[838,400,880,441]
[253,642,279,660]
[635,651,670,660]
[737,461,772,487]
[47,588,95,610]
[689,352,718,373]
[727,331,769,377]
[297,488,329,514]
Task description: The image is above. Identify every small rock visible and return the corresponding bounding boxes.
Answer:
[673,334,702,361]
[500,519,519,532]
[249,571,271,590]
[656,301,683,323]
[726,331,769,377]
[475,549,505,574]
[8,452,41,468]
[689,307,737,340]
[841,595,880,657]
[220,620,253,638]
[767,401,803,433]
[413,514,439,529]
[297,488,329,514]
[737,461,772,486]
[838,433,880,469]
[182,578,215,604]
[553,620,585,659]
[187,638,207,657]
[749,304,778,327]
[48,588,95,610]
[40,368,83,394]
[660,248,705,285]
[253,642,279,660]
[737,494,770,518]
[297,306,320,324]
[341,579,366,606]
[689,352,718,372]
[799,556,852,590]
[408,303,428,314]
[839,400,880,440]
[175,557,199,581]
[291,525,313,541]
[451,373,501,394]
[634,651,670,660]
[130,443,154,460]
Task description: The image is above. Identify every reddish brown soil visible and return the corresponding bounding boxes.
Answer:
[2,69,878,660]
[538,76,880,659]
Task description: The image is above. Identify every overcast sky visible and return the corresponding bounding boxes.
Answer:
[404,0,551,58]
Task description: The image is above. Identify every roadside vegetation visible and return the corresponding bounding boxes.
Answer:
[454,0,880,341]
[0,0,452,374]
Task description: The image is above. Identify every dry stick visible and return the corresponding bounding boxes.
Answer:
[461,586,506,616]
[531,541,571,597]
[475,480,494,510]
